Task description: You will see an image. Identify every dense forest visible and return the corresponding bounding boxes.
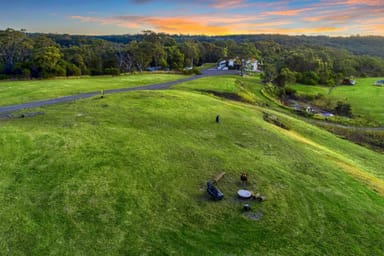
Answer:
[95,34,384,58]
[1,28,384,86]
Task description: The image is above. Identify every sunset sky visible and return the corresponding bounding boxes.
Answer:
[1,0,383,36]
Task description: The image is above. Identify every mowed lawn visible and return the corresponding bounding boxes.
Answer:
[328,77,384,124]
[0,73,185,106]
[288,77,384,125]
[0,83,383,255]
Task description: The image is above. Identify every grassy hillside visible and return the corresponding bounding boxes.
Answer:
[328,77,384,124]
[0,73,185,106]
[288,77,384,126]
[0,76,383,255]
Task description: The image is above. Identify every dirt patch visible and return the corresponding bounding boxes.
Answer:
[199,90,244,102]
[244,211,263,221]
[17,112,45,118]
[263,112,289,130]
[0,113,12,119]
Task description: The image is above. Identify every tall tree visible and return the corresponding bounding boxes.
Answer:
[180,40,199,67]
[0,28,33,74]
[31,35,62,77]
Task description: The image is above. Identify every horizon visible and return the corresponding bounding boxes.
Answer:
[1,0,383,36]
[12,30,384,38]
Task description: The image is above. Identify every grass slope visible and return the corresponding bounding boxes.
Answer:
[289,77,384,125]
[0,77,383,255]
[0,73,185,106]
[328,77,384,125]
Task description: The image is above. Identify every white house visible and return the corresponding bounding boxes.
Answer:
[217,58,260,72]
[217,60,227,70]
[246,59,260,72]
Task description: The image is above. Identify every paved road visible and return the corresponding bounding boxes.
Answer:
[2,70,382,132]
[0,69,240,115]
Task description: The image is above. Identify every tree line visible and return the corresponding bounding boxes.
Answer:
[95,34,384,59]
[1,28,384,84]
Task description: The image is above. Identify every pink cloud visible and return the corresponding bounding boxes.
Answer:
[264,8,314,16]
[70,14,342,35]
[345,0,383,6]
[210,0,247,9]
[69,1,384,37]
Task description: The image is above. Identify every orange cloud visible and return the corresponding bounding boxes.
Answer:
[302,14,353,23]
[144,17,231,34]
[70,10,383,36]
[70,15,233,35]
[345,0,383,6]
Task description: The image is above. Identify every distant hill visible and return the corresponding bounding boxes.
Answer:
[91,34,384,58]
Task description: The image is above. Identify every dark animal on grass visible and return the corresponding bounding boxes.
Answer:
[241,173,248,185]
[216,115,220,123]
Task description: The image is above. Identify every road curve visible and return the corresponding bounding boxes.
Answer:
[3,70,381,132]
[0,69,240,115]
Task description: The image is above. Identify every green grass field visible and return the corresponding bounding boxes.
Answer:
[0,73,185,106]
[289,77,384,125]
[329,77,384,124]
[0,75,383,255]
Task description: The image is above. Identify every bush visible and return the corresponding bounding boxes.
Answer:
[298,71,320,85]
[183,67,201,75]
[66,63,81,76]
[0,74,10,80]
[22,68,31,78]
[54,66,66,77]
[326,78,335,86]
[285,87,297,99]
[334,101,352,117]
[104,67,120,76]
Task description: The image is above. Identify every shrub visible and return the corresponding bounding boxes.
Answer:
[183,67,201,75]
[54,65,66,77]
[334,101,352,117]
[0,74,10,80]
[303,71,320,85]
[104,67,120,76]
[285,87,297,99]
[66,63,81,76]
[22,68,31,78]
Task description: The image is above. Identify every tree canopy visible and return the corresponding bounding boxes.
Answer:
[1,28,384,82]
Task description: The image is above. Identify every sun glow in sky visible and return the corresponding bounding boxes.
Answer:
[1,0,383,36]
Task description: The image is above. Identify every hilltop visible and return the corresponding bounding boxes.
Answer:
[0,74,383,255]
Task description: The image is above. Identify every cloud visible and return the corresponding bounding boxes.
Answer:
[345,0,384,6]
[210,0,247,9]
[69,0,384,36]
[70,15,232,34]
[301,4,382,23]
[264,8,314,16]
[70,14,343,35]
